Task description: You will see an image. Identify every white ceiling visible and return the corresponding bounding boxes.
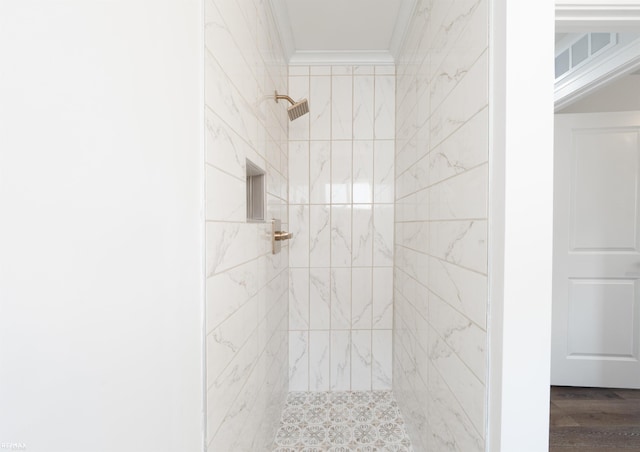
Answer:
[270,0,417,64]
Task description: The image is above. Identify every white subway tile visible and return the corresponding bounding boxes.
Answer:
[289,205,309,267]
[353,141,374,203]
[374,75,395,139]
[289,331,309,390]
[309,331,331,391]
[332,76,353,139]
[310,268,331,330]
[351,330,372,390]
[309,141,331,204]
[351,267,372,329]
[310,205,331,267]
[310,76,331,140]
[353,76,374,139]
[330,330,351,390]
[331,141,352,203]
[288,141,309,204]
[331,205,352,267]
[289,268,309,330]
[330,268,351,329]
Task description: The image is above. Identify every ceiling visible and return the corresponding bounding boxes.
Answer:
[269,0,417,64]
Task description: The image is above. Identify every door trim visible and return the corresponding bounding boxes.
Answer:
[554,2,640,111]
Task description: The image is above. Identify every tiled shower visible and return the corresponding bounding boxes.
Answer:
[205,0,489,451]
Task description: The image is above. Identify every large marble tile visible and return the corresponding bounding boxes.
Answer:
[207,296,258,383]
[430,50,488,149]
[429,293,486,382]
[205,109,247,180]
[427,256,487,329]
[429,220,488,274]
[206,258,259,333]
[428,328,485,435]
[429,163,488,221]
[206,222,257,276]
[205,51,257,148]
[429,107,489,186]
[206,165,245,222]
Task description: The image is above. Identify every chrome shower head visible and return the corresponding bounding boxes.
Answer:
[275,91,309,121]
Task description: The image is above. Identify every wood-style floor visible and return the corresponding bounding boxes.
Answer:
[550,386,640,451]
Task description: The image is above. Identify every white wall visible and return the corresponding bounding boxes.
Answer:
[559,74,640,113]
[488,0,555,450]
[0,2,204,452]
[204,1,289,450]
[287,64,395,392]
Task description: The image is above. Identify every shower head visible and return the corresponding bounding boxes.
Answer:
[275,91,309,121]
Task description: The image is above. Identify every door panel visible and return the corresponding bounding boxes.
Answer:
[552,111,640,388]
[571,129,639,251]
[567,278,637,357]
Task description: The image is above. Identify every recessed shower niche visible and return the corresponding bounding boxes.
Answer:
[245,159,265,222]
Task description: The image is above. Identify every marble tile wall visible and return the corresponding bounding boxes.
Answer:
[287,65,396,392]
[393,0,489,451]
[204,0,289,450]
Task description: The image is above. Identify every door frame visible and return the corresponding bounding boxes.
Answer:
[555,1,640,111]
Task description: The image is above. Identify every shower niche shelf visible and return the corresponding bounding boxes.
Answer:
[246,159,265,222]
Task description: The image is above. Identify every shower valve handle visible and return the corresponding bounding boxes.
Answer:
[274,231,293,241]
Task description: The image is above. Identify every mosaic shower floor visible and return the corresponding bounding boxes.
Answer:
[272,391,414,452]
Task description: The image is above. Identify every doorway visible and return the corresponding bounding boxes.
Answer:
[550,15,640,450]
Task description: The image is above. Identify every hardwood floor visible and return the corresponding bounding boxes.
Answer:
[550,386,640,451]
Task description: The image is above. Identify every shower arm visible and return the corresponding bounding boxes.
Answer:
[274,91,296,106]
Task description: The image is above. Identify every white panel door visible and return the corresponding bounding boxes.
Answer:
[552,111,640,388]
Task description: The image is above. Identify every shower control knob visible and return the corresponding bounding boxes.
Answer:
[274,231,293,241]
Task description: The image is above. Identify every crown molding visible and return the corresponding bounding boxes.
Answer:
[556,1,640,31]
[389,0,418,61]
[268,0,295,61]
[289,51,395,66]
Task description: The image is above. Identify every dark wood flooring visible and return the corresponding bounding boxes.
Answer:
[550,386,640,451]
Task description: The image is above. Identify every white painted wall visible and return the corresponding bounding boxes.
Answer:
[488,0,555,450]
[559,74,640,113]
[0,2,204,452]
